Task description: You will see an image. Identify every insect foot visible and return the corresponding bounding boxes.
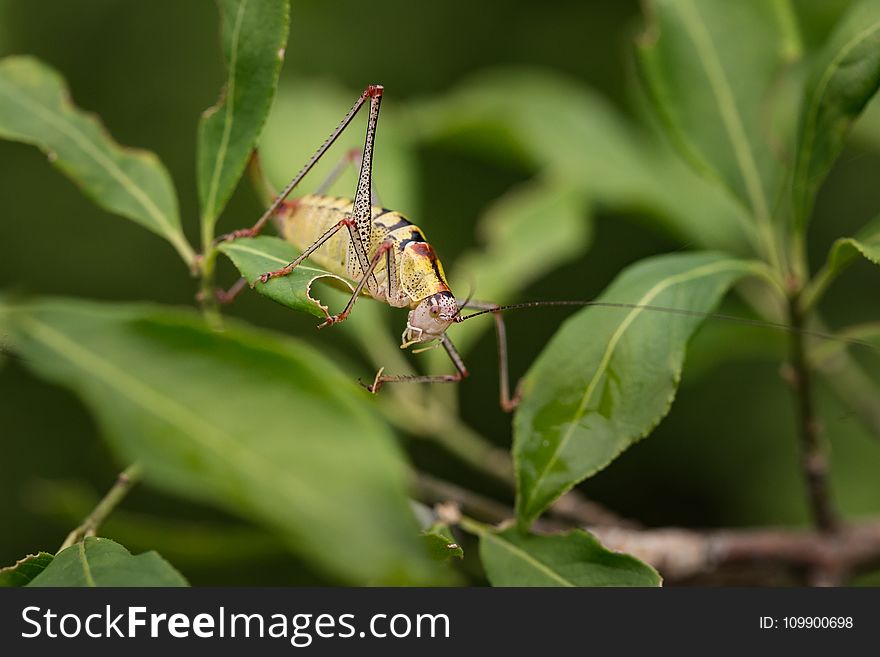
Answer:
[317,313,347,330]
[215,227,257,245]
[258,265,293,284]
[358,367,386,395]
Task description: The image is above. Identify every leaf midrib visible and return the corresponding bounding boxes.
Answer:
[221,240,329,274]
[0,77,178,240]
[797,17,880,222]
[77,541,96,587]
[481,532,574,587]
[21,314,330,520]
[676,0,771,223]
[202,0,249,226]
[523,259,751,515]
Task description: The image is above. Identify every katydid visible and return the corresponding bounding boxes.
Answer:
[214,85,877,412]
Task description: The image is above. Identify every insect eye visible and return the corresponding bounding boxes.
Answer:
[430,305,439,315]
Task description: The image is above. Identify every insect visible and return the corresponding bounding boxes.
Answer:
[215,85,878,412]
[215,85,525,409]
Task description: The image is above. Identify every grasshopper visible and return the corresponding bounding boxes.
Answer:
[217,85,525,408]
[216,85,877,412]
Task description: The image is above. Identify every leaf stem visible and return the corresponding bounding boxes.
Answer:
[787,296,839,534]
[457,514,490,537]
[197,246,223,329]
[59,463,142,551]
[800,262,835,312]
[414,471,513,524]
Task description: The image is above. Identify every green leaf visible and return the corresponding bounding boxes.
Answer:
[411,67,752,254]
[0,56,194,265]
[794,0,880,228]
[514,252,758,525]
[26,478,289,567]
[470,524,661,587]
[218,235,350,320]
[817,340,880,441]
[0,552,54,587]
[0,298,437,584]
[449,179,591,354]
[198,0,289,238]
[826,215,880,271]
[261,80,420,218]
[850,93,880,151]
[422,524,464,561]
[805,214,880,308]
[28,537,187,587]
[636,0,799,222]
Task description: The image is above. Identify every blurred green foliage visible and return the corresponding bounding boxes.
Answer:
[1,0,879,585]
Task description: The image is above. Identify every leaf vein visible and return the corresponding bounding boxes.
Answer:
[21,315,326,515]
[203,0,249,224]
[798,18,880,210]
[77,541,96,587]
[523,259,751,514]
[0,82,178,241]
[222,241,328,273]
[677,0,770,222]
[482,533,574,587]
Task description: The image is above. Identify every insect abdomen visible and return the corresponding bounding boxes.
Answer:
[275,194,450,303]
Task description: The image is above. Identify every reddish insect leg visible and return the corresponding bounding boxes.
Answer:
[318,240,393,328]
[214,84,383,244]
[462,300,522,412]
[363,334,469,394]
[258,217,356,283]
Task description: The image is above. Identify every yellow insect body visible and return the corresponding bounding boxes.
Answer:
[276,193,451,309]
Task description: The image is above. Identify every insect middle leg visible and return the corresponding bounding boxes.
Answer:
[318,240,394,328]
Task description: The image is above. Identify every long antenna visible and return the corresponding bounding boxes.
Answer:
[456,299,879,353]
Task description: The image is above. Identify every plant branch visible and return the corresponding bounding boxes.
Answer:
[415,469,635,534]
[800,261,836,312]
[591,521,880,585]
[59,464,142,551]
[414,471,520,525]
[196,248,223,329]
[418,472,880,585]
[788,296,839,534]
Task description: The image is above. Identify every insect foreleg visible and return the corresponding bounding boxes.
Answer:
[213,277,248,305]
[363,334,469,394]
[462,300,522,412]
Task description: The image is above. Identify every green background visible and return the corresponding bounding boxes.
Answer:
[1,0,878,585]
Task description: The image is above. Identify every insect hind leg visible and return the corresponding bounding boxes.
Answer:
[312,147,383,205]
[213,84,383,245]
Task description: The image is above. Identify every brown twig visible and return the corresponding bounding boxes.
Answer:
[788,297,839,534]
[591,521,880,585]
[417,471,880,585]
[59,464,142,551]
[414,468,631,530]
[414,471,514,525]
